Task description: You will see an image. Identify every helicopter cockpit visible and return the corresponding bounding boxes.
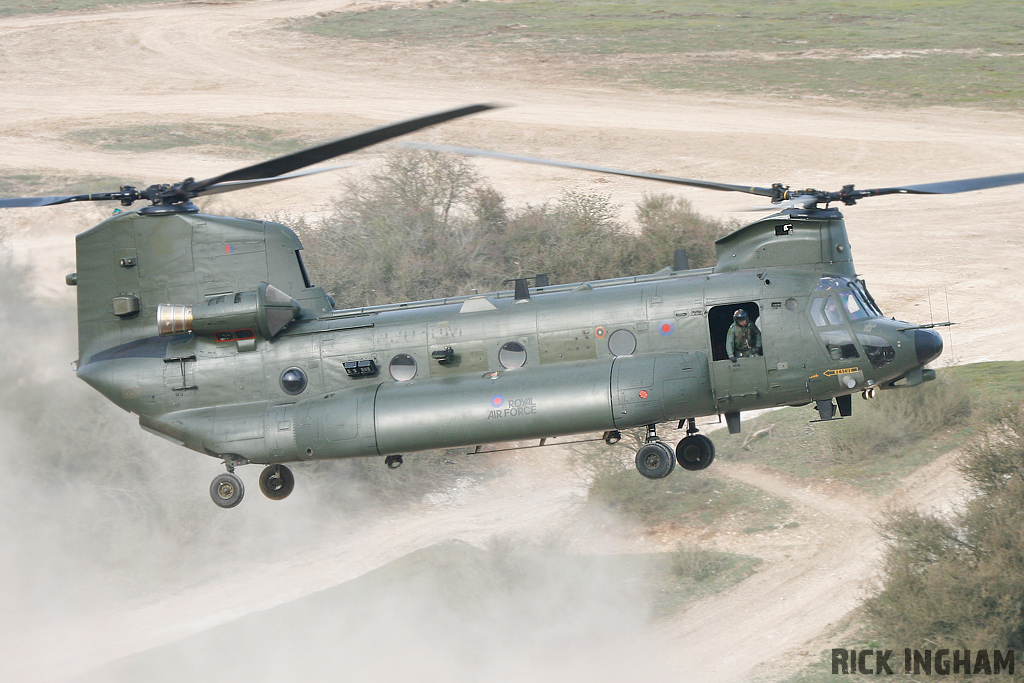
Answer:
[809,276,895,369]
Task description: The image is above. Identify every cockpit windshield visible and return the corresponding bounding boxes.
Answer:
[813,276,882,320]
[839,291,869,320]
[851,278,884,316]
[814,276,845,292]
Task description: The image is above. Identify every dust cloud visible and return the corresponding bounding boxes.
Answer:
[80,537,673,683]
[0,236,675,682]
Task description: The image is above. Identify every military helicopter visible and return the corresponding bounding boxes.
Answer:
[5,104,1023,508]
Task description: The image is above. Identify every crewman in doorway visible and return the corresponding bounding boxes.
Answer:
[726,309,762,361]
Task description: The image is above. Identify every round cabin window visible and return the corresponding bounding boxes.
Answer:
[607,329,637,356]
[280,367,308,395]
[498,341,527,369]
[389,354,418,381]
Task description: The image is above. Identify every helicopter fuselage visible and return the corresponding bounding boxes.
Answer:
[73,206,940,470]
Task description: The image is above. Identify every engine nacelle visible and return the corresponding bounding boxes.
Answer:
[156,282,300,341]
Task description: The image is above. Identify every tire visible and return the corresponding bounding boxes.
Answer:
[210,472,244,508]
[259,464,295,501]
[676,434,715,471]
[635,441,676,479]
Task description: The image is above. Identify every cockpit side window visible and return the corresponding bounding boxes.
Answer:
[811,295,843,327]
[820,330,860,360]
[811,298,825,326]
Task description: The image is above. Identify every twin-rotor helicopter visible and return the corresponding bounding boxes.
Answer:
[5,104,1022,507]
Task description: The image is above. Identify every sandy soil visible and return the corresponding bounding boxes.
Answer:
[0,1,1015,680]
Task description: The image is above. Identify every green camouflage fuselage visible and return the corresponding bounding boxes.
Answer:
[73,206,940,467]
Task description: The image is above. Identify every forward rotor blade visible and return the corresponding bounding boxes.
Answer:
[186,103,499,195]
[861,171,1024,197]
[195,164,355,197]
[738,195,820,212]
[402,142,779,198]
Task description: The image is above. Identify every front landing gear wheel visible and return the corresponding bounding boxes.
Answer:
[635,441,676,479]
[210,472,244,508]
[259,464,295,500]
[676,434,715,471]
[385,455,404,469]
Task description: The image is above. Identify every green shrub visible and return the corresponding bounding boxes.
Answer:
[828,378,970,462]
[298,151,726,308]
[863,407,1024,664]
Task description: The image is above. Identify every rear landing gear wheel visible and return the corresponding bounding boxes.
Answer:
[259,464,295,500]
[603,430,622,445]
[210,472,244,508]
[676,434,715,471]
[635,441,676,479]
[385,455,404,469]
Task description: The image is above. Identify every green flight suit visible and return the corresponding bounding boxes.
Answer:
[726,322,762,359]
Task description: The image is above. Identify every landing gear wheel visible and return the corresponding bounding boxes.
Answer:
[385,454,404,470]
[210,472,244,508]
[676,434,715,471]
[603,430,622,445]
[635,441,676,479]
[259,464,295,500]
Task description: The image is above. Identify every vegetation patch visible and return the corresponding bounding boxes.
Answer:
[656,546,762,616]
[296,149,735,309]
[0,172,139,198]
[943,360,1024,410]
[720,376,970,494]
[721,363,1023,494]
[0,0,172,15]
[589,463,791,530]
[295,0,1024,109]
[64,123,313,157]
[783,404,1024,682]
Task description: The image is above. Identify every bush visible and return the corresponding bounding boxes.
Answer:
[633,192,735,271]
[828,377,971,462]
[301,150,499,308]
[495,190,633,284]
[298,151,728,307]
[863,407,1024,665]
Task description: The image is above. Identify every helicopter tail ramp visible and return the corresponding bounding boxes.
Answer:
[73,209,328,378]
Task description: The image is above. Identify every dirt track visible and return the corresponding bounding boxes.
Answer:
[0,1,1013,681]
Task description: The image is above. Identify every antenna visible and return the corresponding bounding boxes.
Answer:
[944,284,955,363]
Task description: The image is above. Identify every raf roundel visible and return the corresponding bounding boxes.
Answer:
[658,320,674,336]
[491,395,504,408]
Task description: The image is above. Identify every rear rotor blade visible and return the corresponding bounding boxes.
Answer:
[0,190,136,208]
[0,194,91,208]
[185,104,499,195]
[402,142,779,198]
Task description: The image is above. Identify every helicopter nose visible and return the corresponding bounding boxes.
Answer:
[915,329,943,365]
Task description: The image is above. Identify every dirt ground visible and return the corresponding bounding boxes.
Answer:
[0,1,1019,681]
